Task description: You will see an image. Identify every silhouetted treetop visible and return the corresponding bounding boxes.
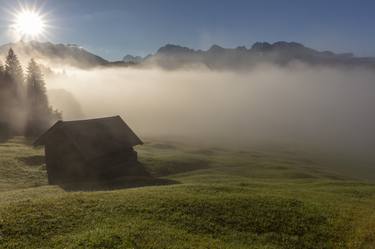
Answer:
[5,48,23,84]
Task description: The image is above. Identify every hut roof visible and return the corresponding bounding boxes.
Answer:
[34,116,143,160]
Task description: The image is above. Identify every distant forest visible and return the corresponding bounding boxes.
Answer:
[0,48,61,138]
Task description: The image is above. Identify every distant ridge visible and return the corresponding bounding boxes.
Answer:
[145,41,375,70]
[1,40,375,71]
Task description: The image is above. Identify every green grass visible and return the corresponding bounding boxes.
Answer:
[0,138,375,248]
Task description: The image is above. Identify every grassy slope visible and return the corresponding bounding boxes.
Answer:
[0,138,374,249]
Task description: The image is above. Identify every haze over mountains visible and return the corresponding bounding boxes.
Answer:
[149,42,375,70]
[1,39,374,178]
[1,40,375,71]
[0,41,108,69]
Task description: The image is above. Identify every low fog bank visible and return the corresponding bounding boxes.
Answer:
[46,65,375,178]
[47,89,84,120]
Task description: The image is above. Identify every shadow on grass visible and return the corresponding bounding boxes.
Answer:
[18,155,45,166]
[59,176,180,192]
[0,131,12,143]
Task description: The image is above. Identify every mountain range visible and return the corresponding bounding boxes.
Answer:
[0,41,108,69]
[1,40,375,71]
[147,42,375,70]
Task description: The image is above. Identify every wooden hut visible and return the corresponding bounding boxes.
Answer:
[34,116,145,184]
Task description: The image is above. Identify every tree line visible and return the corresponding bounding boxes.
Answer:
[0,48,61,139]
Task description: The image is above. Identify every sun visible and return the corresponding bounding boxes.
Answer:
[14,10,46,38]
[9,3,51,41]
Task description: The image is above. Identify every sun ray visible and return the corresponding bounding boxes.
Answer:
[9,3,51,41]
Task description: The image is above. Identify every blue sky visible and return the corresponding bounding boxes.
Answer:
[0,0,374,60]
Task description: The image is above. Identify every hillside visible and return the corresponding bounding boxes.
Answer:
[0,137,375,248]
[0,41,109,69]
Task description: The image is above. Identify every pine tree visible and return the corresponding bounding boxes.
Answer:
[27,59,49,112]
[5,48,24,90]
[1,49,26,136]
[25,59,61,136]
[0,60,8,138]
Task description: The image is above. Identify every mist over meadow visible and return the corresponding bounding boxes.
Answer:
[45,65,375,173]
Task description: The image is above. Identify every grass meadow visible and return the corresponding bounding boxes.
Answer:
[0,137,374,248]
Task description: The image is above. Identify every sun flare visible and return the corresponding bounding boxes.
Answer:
[12,9,46,39]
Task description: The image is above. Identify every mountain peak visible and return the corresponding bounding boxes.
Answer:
[208,44,224,52]
[272,41,305,49]
[157,44,194,54]
[251,41,307,52]
[251,42,272,51]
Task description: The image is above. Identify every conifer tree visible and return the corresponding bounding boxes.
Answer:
[25,59,61,136]
[4,48,24,90]
[0,60,7,138]
[1,49,26,135]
